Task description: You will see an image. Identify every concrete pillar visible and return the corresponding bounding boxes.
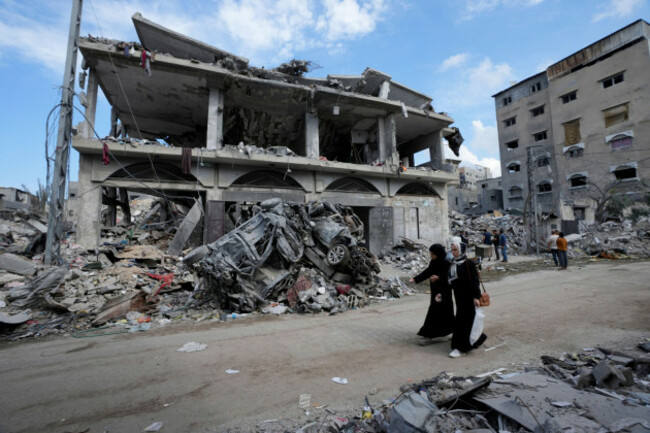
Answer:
[206,88,224,150]
[82,69,99,139]
[76,154,102,249]
[305,112,320,159]
[377,117,386,162]
[428,130,443,170]
[379,81,390,99]
[385,113,397,165]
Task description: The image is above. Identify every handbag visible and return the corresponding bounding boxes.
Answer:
[466,261,490,307]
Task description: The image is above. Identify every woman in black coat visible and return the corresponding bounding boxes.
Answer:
[409,244,454,343]
[447,241,487,357]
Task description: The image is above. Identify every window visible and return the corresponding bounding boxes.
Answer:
[505,139,519,150]
[531,105,545,117]
[610,136,633,150]
[537,156,550,167]
[563,119,580,145]
[561,91,577,104]
[507,163,521,173]
[614,166,637,181]
[567,147,584,158]
[537,181,552,193]
[490,195,497,201]
[503,96,512,106]
[530,82,541,93]
[509,186,523,198]
[533,131,547,142]
[603,103,629,127]
[602,72,624,88]
[573,207,586,221]
[482,184,487,189]
[569,174,587,188]
[504,117,516,127]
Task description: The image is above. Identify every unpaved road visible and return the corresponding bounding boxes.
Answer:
[1,260,649,433]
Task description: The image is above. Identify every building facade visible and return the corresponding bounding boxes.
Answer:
[72,13,460,255]
[494,19,649,231]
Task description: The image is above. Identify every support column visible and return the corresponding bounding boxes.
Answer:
[379,81,390,99]
[119,188,131,224]
[206,88,224,150]
[82,68,99,139]
[428,130,443,170]
[305,112,320,159]
[76,154,102,249]
[377,117,386,162]
[385,113,397,165]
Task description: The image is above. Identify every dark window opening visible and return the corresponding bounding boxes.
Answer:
[509,186,523,198]
[614,167,636,181]
[533,131,547,141]
[503,96,512,106]
[602,73,624,89]
[537,156,550,167]
[530,82,541,93]
[567,147,584,158]
[506,140,519,150]
[504,117,516,127]
[570,175,587,188]
[507,163,521,173]
[561,91,577,104]
[531,105,544,117]
[537,182,552,193]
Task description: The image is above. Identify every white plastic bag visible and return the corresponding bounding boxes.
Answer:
[470,307,485,345]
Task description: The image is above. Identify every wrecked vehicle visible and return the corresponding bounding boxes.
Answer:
[183,199,379,312]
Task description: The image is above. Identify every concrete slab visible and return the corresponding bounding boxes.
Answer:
[0,253,36,276]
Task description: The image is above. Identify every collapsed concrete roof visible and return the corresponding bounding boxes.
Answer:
[78,13,452,148]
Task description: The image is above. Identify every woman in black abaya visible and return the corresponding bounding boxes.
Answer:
[447,241,487,358]
[409,244,453,343]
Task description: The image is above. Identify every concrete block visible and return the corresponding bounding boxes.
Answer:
[591,361,627,389]
[0,253,36,276]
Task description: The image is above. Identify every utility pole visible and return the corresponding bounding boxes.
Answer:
[45,0,83,265]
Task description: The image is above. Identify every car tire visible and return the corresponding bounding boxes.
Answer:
[327,244,350,266]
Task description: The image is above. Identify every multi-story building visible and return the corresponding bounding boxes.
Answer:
[447,164,492,213]
[494,19,649,232]
[476,177,503,214]
[72,13,460,254]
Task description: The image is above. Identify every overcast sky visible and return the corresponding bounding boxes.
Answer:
[0,0,648,192]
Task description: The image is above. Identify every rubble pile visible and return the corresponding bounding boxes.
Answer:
[289,343,650,433]
[0,198,419,341]
[449,210,528,254]
[380,239,431,273]
[568,219,650,259]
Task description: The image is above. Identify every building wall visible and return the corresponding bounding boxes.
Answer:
[548,35,650,223]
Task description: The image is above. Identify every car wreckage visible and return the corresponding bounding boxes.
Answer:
[183,199,380,312]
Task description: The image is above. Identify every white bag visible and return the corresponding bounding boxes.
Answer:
[469,307,485,345]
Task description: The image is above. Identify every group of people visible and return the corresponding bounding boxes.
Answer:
[482,229,508,262]
[547,229,568,269]
[409,242,487,358]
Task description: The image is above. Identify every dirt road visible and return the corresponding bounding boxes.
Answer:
[1,260,649,433]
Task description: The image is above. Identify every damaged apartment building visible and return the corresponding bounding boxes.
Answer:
[72,13,461,256]
[494,19,650,233]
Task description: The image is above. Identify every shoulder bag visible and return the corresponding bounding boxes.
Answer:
[466,261,490,307]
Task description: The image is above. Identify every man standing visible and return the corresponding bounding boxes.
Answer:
[492,229,500,261]
[499,229,508,263]
[460,230,469,255]
[557,232,568,270]
[547,230,559,267]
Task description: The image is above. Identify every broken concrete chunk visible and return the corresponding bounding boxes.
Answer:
[0,311,31,324]
[0,253,36,276]
[591,361,628,389]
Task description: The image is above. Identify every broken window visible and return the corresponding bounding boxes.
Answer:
[504,117,516,127]
[573,207,586,220]
[602,72,624,89]
[569,174,587,188]
[537,156,550,167]
[507,163,521,173]
[502,96,512,106]
[566,146,584,158]
[505,140,519,150]
[530,82,541,93]
[603,103,629,127]
[610,135,633,150]
[537,181,552,193]
[533,131,547,142]
[613,166,637,181]
[563,120,580,145]
[509,186,523,198]
[530,105,544,117]
[561,91,577,104]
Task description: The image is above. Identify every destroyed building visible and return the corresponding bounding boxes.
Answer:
[72,13,460,256]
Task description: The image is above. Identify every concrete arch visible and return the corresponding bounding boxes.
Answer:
[395,181,441,198]
[323,176,383,196]
[106,161,198,183]
[229,169,306,191]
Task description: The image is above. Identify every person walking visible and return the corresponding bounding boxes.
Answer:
[460,230,469,255]
[410,244,454,344]
[557,232,568,270]
[547,229,559,267]
[492,229,500,261]
[447,241,487,358]
[499,229,508,263]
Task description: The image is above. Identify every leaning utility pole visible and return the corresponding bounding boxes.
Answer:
[45,0,83,265]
